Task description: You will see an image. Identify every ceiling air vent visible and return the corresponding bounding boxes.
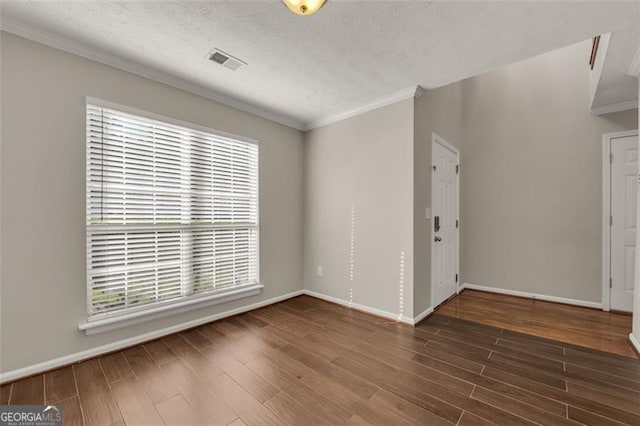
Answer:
[207,49,247,71]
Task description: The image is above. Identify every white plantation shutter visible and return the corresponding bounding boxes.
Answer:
[86,103,259,320]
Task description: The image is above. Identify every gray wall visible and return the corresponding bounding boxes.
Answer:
[303,99,415,320]
[3,31,638,375]
[304,39,638,322]
[1,33,304,373]
[413,83,464,315]
[460,40,638,303]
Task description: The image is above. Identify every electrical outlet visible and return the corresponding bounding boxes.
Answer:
[317,266,324,277]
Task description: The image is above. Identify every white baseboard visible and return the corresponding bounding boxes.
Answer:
[630,333,640,356]
[2,287,436,384]
[413,306,434,324]
[462,283,603,310]
[302,289,423,325]
[0,289,304,384]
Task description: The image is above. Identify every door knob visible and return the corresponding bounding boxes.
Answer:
[434,236,442,242]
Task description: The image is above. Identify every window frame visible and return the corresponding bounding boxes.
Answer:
[80,97,261,334]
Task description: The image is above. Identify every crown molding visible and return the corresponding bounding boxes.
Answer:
[303,85,424,131]
[1,18,428,134]
[628,47,640,77]
[591,99,638,115]
[0,18,306,130]
[0,289,305,384]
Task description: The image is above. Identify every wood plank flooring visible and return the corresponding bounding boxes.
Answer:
[2,294,640,425]
[438,290,636,357]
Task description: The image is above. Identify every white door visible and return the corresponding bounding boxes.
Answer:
[610,134,638,312]
[431,135,459,307]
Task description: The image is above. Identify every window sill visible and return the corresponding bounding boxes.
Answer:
[78,283,263,335]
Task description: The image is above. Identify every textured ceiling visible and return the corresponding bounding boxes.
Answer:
[1,1,639,129]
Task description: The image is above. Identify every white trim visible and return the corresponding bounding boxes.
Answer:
[79,284,264,335]
[303,86,424,130]
[462,283,603,310]
[0,19,305,130]
[431,133,460,308]
[0,19,429,133]
[413,306,434,325]
[0,289,437,383]
[432,133,460,156]
[0,20,431,134]
[630,333,640,355]
[83,97,262,332]
[592,100,639,116]
[603,132,611,312]
[302,289,415,325]
[627,47,640,77]
[86,96,259,145]
[602,130,639,312]
[0,289,304,384]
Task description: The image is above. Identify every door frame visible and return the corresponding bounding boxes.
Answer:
[430,133,461,307]
[602,130,638,312]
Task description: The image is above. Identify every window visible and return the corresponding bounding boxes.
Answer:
[86,101,259,323]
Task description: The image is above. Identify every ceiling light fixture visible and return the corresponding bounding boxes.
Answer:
[282,0,326,16]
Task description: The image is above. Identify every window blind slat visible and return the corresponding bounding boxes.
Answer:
[86,104,259,320]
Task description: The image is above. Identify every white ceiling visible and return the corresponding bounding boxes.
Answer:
[592,24,639,112]
[1,1,639,130]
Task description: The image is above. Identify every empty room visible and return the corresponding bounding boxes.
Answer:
[1,1,640,425]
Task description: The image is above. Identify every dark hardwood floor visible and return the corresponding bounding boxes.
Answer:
[439,289,636,357]
[2,294,640,425]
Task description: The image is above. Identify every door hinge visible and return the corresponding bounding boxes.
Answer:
[456,165,459,174]
[455,274,459,283]
[610,215,613,226]
[456,219,459,228]
[609,278,612,288]
[610,153,613,164]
